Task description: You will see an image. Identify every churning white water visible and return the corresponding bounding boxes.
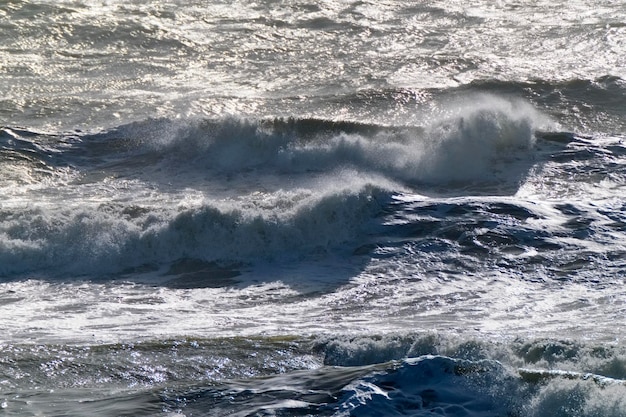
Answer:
[1,1,626,416]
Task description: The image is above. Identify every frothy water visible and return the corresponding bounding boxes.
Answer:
[1,0,625,416]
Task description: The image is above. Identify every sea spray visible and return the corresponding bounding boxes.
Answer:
[2,2,625,415]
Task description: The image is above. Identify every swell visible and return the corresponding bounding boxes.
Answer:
[1,1,192,59]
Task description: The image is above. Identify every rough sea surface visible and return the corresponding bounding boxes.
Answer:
[1,1,626,416]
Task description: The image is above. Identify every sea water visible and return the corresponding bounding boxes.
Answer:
[1,1,626,416]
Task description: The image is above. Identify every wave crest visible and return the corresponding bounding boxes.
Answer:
[75,95,545,193]
[0,184,388,278]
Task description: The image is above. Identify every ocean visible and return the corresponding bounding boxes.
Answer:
[1,0,626,415]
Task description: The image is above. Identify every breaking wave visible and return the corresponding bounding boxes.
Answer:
[74,94,545,187]
[0,95,555,278]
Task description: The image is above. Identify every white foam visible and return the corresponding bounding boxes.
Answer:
[527,377,626,417]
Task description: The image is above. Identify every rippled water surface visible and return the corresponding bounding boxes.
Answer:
[1,1,626,416]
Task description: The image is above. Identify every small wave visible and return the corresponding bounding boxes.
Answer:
[317,334,626,377]
[329,355,626,417]
[167,347,626,417]
[314,334,626,417]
